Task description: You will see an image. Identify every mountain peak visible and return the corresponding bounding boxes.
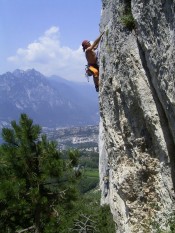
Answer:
[0,69,99,127]
[13,69,25,76]
[26,68,43,76]
[13,69,43,77]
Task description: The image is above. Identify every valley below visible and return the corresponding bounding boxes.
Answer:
[42,125,99,152]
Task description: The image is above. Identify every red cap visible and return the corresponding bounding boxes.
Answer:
[82,40,90,51]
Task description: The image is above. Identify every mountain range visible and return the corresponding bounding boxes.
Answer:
[0,69,99,128]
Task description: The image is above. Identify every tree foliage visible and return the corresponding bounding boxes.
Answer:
[0,114,78,233]
[0,113,115,232]
[67,191,116,233]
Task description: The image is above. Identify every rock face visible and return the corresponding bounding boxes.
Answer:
[99,0,175,232]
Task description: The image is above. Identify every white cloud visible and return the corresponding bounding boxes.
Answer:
[7,26,88,82]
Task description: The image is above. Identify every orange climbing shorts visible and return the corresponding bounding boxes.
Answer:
[86,66,99,78]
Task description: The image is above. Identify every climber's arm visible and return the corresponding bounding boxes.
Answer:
[87,32,104,51]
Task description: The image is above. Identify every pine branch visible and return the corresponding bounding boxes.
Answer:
[16,225,35,233]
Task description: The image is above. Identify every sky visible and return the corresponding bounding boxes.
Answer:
[0,0,102,82]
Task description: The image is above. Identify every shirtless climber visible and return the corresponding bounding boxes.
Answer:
[82,32,104,92]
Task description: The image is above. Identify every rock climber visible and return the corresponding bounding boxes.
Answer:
[82,32,104,92]
[103,175,109,197]
[103,166,110,197]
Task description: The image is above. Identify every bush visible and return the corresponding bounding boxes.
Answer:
[121,12,135,30]
[121,0,135,30]
[67,191,116,233]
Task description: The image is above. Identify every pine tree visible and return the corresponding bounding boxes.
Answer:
[0,114,78,233]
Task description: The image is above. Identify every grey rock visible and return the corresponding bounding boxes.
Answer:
[99,0,175,232]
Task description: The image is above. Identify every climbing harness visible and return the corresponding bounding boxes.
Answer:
[85,65,99,78]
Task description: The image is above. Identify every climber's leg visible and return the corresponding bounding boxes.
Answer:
[88,66,99,92]
[93,75,99,92]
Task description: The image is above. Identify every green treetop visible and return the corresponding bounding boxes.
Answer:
[0,114,78,233]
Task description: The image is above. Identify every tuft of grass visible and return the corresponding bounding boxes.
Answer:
[102,56,106,68]
[121,0,135,30]
[121,11,135,30]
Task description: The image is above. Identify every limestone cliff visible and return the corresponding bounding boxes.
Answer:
[99,0,175,232]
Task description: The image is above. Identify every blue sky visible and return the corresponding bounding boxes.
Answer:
[0,0,102,82]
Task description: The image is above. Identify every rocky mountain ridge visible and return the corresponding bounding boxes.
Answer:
[0,69,99,127]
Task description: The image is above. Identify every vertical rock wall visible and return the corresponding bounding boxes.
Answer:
[99,0,175,232]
